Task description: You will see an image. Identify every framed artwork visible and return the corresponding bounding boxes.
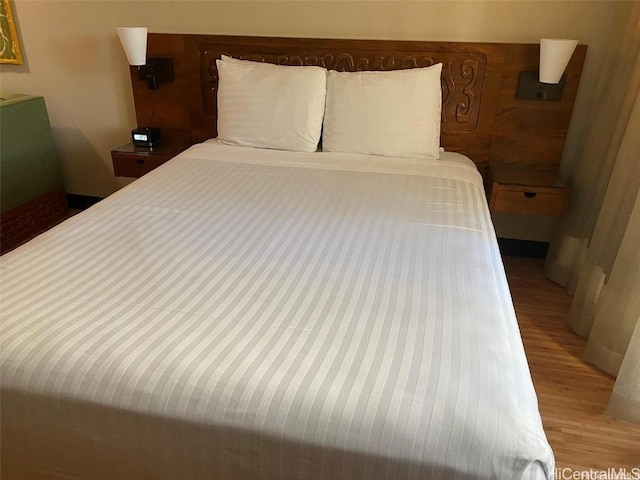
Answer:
[0,0,22,64]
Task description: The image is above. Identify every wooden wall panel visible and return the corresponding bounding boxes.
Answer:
[490,44,588,167]
[132,34,191,145]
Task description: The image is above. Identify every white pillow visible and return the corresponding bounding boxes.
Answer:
[216,56,327,153]
[322,64,443,159]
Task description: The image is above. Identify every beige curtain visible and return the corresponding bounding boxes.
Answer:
[544,3,640,424]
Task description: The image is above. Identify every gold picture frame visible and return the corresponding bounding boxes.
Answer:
[0,0,23,64]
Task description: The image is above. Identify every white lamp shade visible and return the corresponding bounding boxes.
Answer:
[539,38,578,84]
[117,27,147,66]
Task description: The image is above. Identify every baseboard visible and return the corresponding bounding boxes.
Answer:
[66,194,103,210]
[497,238,549,259]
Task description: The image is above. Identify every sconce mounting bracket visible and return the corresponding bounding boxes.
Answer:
[516,71,566,101]
[137,57,174,90]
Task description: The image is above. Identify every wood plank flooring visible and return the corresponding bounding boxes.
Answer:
[504,256,640,470]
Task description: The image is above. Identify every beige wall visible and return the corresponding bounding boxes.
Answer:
[0,1,623,199]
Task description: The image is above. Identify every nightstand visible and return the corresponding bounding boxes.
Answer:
[111,141,190,178]
[486,166,569,216]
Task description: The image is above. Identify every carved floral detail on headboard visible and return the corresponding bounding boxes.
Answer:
[201,47,486,132]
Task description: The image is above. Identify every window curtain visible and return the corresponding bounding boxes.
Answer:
[544,3,640,424]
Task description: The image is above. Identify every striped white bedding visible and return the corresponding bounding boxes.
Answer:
[0,141,553,480]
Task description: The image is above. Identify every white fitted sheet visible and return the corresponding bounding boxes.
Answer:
[0,141,553,480]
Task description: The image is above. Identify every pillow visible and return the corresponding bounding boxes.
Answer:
[322,64,443,159]
[216,56,327,153]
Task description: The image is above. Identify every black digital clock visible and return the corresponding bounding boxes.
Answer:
[131,127,161,147]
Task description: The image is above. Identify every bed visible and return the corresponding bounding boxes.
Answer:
[1,141,553,479]
[1,35,587,480]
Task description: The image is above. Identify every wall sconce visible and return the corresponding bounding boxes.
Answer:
[117,27,172,147]
[116,27,174,91]
[516,38,578,101]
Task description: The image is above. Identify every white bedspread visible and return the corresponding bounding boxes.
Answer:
[0,141,553,479]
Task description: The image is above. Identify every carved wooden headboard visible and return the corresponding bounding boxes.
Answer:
[130,34,587,172]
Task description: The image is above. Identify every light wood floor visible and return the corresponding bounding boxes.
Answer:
[504,256,640,470]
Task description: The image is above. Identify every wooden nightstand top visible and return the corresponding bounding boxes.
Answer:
[111,141,191,178]
[112,141,191,159]
[489,166,568,189]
